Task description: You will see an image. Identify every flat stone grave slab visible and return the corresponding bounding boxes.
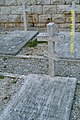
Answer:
[0,74,77,120]
[0,31,38,55]
[56,32,80,59]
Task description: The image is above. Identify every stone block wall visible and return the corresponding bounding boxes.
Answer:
[0,0,80,31]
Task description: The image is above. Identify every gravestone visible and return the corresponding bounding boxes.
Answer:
[22,3,30,31]
[56,0,80,59]
[0,31,38,55]
[56,0,80,58]
[0,74,77,120]
[55,31,80,58]
[0,3,38,55]
[64,0,80,54]
[37,22,65,77]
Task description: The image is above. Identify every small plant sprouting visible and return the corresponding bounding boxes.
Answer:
[0,75,4,80]
[27,39,48,48]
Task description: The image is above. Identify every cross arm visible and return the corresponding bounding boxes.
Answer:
[37,32,65,43]
[37,33,48,41]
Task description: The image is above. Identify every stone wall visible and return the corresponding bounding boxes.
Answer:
[0,0,80,31]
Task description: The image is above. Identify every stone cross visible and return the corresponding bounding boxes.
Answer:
[23,3,30,31]
[37,23,65,77]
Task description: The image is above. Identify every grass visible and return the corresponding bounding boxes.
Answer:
[27,39,48,48]
[0,75,4,80]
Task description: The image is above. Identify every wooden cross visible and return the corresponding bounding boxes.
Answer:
[37,22,65,77]
[22,3,30,31]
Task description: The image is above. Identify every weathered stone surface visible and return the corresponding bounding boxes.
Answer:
[30,0,36,5]
[55,32,80,58]
[5,0,17,5]
[31,5,43,14]
[37,0,50,5]
[0,15,9,22]
[4,23,17,28]
[32,14,39,23]
[76,5,80,13]
[51,0,65,4]
[0,31,38,55]
[39,14,51,23]
[65,0,72,4]
[0,7,11,14]
[56,5,71,13]
[8,15,21,22]
[26,14,33,23]
[17,0,30,5]
[11,6,23,14]
[52,14,65,23]
[65,14,71,23]
[34,23,46,27]
[43,5,56,14]
[76,23,80,30]
[0,74,77,120]
[0,0,5,6]
[59,23,70,30]
[76,14,80,23]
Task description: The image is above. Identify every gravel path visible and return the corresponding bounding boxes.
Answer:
[0,75,25,114]
[0,56,80,81]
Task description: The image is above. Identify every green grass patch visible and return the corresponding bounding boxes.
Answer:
[0,75,4,80]
[27,39,48,48]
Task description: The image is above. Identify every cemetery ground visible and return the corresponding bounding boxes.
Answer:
[0,28,80,120]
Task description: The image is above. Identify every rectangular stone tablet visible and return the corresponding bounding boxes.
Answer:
[0,31,38,55]
[0,74,77,120]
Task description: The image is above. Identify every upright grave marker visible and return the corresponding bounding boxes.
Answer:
[37,23,65,77]
[65,0,80,53]
[23,3,30,31]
